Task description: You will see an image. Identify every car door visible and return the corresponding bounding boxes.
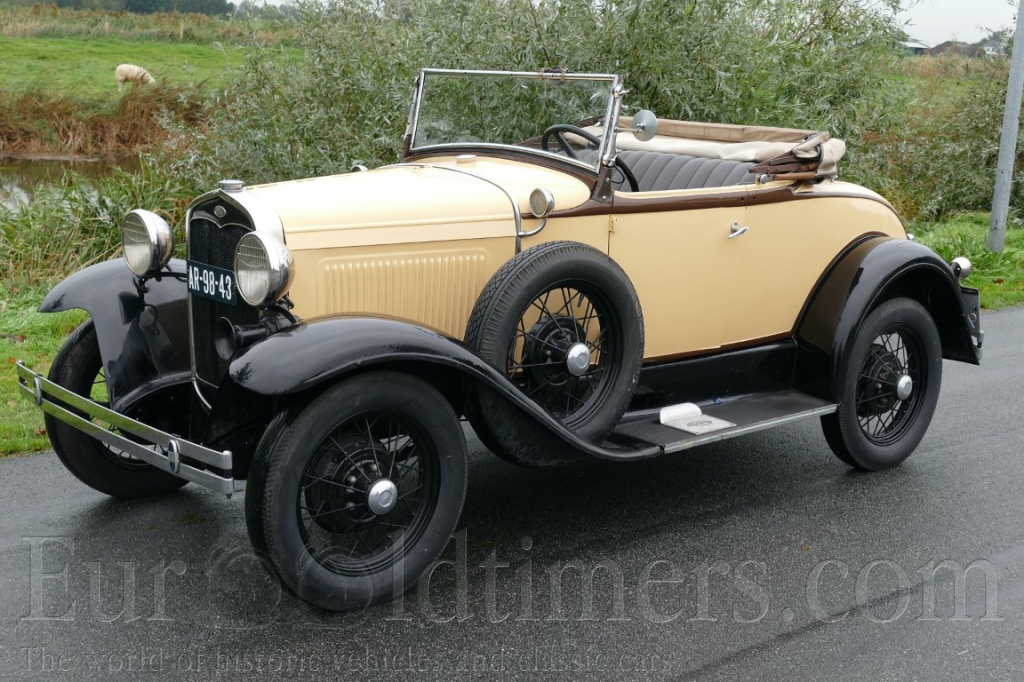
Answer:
[721,183,905,346]
[608,187,748,360]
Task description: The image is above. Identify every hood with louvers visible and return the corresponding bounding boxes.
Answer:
[245,157,592,252]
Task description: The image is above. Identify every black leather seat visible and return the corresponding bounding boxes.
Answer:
[580,150,756,192]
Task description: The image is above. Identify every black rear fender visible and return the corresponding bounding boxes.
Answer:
[795,237,979,402]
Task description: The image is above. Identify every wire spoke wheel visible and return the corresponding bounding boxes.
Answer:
[464,242,644,467]
[507,284,611,421]
[44,320,187,497]
[821,297,942,471]
[297,411,439,576]
[86,367,147,469]
[855,327,924,445]
[247,371,467,611]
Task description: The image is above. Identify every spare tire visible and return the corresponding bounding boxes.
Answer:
[464,241,644,467]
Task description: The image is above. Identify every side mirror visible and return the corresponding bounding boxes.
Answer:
[631,110,658,142]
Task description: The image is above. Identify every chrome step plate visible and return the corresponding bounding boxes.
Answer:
[660,402,736,435]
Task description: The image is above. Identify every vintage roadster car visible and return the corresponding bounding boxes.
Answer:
[17,69,982,611]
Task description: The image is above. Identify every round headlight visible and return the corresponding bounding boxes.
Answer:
[234,232,293,307]
[121,209,173,277]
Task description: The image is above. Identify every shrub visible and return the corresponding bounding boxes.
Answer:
[0,84,208,156]
[849,56,1023,220]
[0,154,202,285]
[194,0,910,185]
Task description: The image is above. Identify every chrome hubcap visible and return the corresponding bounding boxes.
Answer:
[895,374,913,401]
[366,478,398,515]
[565,343,591,377]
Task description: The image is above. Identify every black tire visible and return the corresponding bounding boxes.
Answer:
[245,371,468,611]
[243,410,291,584]
[821,297,942,471]
[465,241,644,467]
[44,320,188,498]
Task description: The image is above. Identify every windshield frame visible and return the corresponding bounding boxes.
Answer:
[404,68,623,174]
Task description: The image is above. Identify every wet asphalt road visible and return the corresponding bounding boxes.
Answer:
[1,308,1022,681]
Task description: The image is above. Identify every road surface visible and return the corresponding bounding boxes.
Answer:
[1,307,1022,680]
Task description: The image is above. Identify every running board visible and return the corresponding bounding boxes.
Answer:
[608,390,836,454]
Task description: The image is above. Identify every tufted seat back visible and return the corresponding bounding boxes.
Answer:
[580,150,756,192]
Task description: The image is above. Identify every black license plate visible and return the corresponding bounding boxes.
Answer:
[187,260,236,305]
[961,286,981,335]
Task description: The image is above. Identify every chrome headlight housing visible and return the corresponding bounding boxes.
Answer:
[234,232,294,307]
[121,209,173,277]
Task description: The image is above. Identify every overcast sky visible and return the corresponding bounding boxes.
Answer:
[898,0,1017,46]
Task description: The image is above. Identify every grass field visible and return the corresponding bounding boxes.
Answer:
[0,36,245,97]
[0,35,302,156]
[0,288,85,456]
[0,5,294,44]
[914,213,1024,309]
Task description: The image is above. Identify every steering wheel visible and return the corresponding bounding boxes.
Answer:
[541,124,639,193]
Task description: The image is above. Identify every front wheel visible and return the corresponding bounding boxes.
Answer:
[821,297,942,471]
[45,320,188,498]
[245,371,468,611]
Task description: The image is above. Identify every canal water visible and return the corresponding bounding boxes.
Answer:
[0,156,139,211]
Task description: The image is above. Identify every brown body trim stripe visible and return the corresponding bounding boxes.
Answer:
[641,331,794,366]
[553,183,899,218]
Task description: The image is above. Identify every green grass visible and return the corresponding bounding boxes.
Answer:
[0,36,245,97]
[0,287,85,456]
[889,56,991,106]
[913,213,1024,309]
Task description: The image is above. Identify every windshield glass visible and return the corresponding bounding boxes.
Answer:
[409,70,618,172]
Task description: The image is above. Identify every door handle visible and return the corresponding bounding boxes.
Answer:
[729,222,749,239]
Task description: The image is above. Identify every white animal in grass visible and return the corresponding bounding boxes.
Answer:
[115,64,156,91]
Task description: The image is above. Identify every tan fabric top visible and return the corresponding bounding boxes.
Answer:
[579,117,847,178]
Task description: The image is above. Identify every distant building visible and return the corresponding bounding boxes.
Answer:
[978,38,1005,57]
[928,41,970,57]
[901,38,930,56]
[924,37,1006,59]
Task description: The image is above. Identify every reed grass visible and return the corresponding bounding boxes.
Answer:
[0,4,294,44]
[0,84,208,157]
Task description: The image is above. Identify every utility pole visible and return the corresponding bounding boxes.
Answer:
[989,0,1024,253]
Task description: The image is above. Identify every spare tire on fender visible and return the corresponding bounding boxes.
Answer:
[464,241,644,467]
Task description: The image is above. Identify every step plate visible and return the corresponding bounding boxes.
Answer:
[613,390,836,454]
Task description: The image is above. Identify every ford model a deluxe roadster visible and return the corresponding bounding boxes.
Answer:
[17,69,982,610]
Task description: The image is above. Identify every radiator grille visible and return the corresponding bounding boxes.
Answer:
[188,214,259,391]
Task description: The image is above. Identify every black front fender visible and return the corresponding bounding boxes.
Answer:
[218,316,657,461]
[795,237,979,401]
[39,258,191,410]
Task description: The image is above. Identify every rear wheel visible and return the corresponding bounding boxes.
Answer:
[821,298,942,471]
[245,371,468,610]
[45,320,188,498]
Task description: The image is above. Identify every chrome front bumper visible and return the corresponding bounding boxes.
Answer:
[16,362,237,496]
